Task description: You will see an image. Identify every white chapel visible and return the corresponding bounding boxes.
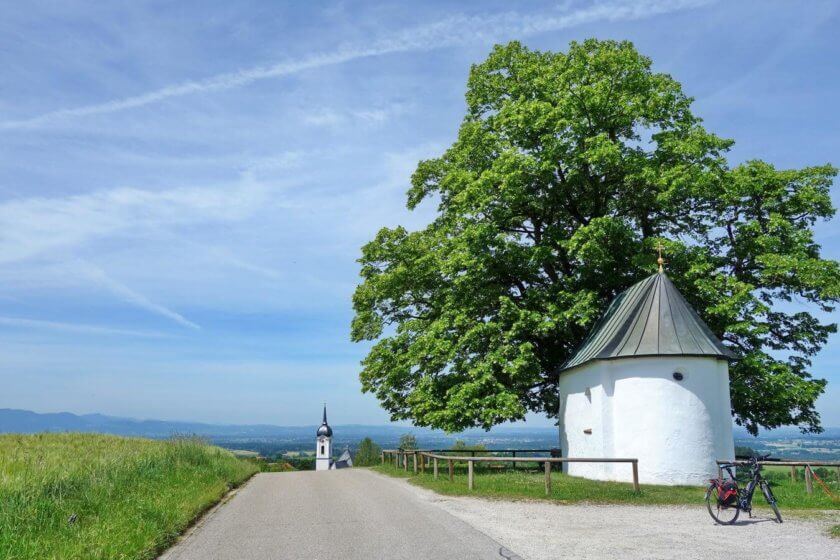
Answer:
[557,262,737,486]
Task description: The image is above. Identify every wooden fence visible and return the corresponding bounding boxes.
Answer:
[382,449,640,494]
[717,459,840,496]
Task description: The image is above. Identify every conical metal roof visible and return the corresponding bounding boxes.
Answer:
[562,272,736,372]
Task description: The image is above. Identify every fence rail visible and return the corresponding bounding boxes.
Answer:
[382,449,639,494]
[717,459,840,496]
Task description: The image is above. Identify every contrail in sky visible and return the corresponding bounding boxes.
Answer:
[0,1,711,130]
[79,263,201,330]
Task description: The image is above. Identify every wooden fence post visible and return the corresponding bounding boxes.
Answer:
[805,465,813,494]
[790,466,797,481]
[404,452,408,471]
[468,460,474,490]
[433,457,439,479]
[544,460,551,496]
[511,450,516,470]
[632,460,640,492]
[420,454,425,474]
[413,452,418,474]
[448,459,454,482]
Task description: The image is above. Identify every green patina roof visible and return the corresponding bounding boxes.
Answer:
[561,271,736,372]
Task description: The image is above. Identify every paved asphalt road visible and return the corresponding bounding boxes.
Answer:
[159,469,520,560]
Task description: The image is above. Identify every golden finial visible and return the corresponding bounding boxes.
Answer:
[656,241,665,273]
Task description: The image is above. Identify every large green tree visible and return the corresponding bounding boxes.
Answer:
[351,40,839,435]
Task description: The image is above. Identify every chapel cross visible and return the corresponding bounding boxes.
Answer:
[656,242,665,272]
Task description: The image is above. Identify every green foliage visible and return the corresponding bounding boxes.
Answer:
[399,433,417,450]
[450,440,488,452]
[734,446,756,457]
[245,457,296,472]
[354,437,383,466]
[352,39,839,434]
[285,455,316,471]
[0,433,257,560]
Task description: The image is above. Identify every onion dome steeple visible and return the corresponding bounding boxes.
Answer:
[316,404,333,437]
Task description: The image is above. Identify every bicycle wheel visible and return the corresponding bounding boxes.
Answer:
[705,483,740,525]
[761,482,783,523]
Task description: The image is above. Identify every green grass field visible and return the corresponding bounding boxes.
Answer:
[0,433,258,560]
[374,461,840,511]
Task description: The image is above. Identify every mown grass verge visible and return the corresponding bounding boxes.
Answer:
[0,433,258,560]
[373,461,840,511]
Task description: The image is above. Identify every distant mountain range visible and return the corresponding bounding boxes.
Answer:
[0,408,407,438]
[0,408,556,444]
[2,408,837,460]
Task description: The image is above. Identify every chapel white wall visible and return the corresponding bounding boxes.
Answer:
[558,356,735,485]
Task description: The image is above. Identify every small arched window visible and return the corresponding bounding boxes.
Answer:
[321,445,325,454]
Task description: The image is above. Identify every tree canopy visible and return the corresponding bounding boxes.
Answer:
[353,437,382,466]
[398,433,417,450]
[351,39,839,435]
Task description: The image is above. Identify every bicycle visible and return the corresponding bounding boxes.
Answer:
[705,455,783,524]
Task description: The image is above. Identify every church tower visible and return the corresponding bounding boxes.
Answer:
[315,404,333,471]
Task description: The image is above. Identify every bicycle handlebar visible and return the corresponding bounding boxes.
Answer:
[719,454,771,469]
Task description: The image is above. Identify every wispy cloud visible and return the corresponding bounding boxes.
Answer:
[0,0,711,130]
[0,316,168,338]
[699,5,835,105]
[303,102,413,128]
[77,263,201,330]
[0,176,282,264]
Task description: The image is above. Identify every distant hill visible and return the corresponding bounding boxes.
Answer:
[0,408,305,438]
[3,408,837,460]
[0,408,557,444]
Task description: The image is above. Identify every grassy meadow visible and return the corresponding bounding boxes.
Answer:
[0,433,258,560]
[374,461,840,511]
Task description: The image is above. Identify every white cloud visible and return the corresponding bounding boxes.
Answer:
[0,177,282,264]
[303,108,345,128]
[303,102,412,128]
[0,0,712,130]
[0,316,168,338]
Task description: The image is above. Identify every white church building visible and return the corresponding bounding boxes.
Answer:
[557,269,736,486]
[315,405,352,471]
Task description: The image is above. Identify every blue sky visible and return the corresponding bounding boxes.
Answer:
[1,0,838,428]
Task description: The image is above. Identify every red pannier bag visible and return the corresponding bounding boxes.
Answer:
[718,481,739,506]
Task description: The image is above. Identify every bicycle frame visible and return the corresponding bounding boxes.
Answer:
[718,461,763,512]
[708,455,782,524]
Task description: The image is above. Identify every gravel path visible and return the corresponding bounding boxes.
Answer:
[380,472,839,560]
